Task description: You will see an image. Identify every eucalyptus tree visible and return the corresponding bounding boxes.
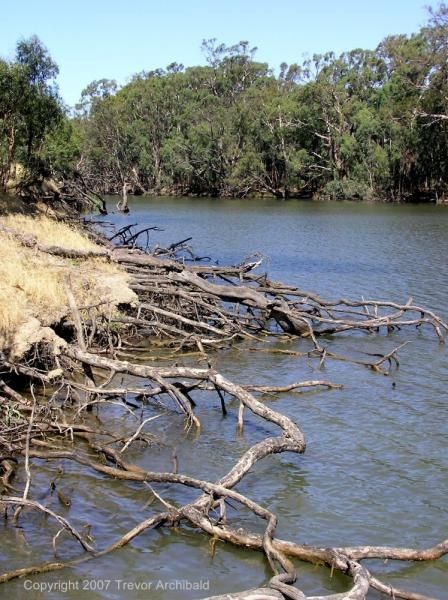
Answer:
[416,3,448,198]
[0,36,63,191]
[69,3,448,201]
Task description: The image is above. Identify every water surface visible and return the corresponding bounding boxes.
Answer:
[1,197,447,599]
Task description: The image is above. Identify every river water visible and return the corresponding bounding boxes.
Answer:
[1,197,447,599]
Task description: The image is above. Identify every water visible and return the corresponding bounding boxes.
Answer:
[1,197,447,599]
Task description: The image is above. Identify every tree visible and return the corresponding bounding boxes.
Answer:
[71,11,448,202]
[0,36,63,192]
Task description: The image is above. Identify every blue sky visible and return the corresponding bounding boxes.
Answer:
[1,0,437,107]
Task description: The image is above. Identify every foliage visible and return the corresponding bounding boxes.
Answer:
[0,36,65,191]
[2,5,448,201]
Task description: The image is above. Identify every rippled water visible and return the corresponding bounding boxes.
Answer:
[1,198,447,599]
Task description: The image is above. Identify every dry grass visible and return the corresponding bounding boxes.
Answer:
[0,216,132,352]
[1,214,98,251]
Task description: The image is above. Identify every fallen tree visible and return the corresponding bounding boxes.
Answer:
[0,220,447,599]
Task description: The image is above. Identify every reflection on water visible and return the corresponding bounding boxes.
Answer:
[1,198,447,598]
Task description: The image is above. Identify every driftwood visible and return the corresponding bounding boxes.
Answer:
[0,221,447,599]
[116,182,130,212]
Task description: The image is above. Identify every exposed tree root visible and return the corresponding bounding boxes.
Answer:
[0,221,447,599]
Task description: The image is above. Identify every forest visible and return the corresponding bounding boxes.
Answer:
[1,3,447,202]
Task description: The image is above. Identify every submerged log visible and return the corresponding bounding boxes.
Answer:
[201,589,283,599]
[116,182,130,212]
[0,219,447,600]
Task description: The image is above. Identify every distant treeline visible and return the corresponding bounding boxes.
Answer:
[1,4,447,201]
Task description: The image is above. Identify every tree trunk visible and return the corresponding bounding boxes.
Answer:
[117,182,130,213]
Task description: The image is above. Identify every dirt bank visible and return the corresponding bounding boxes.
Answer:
[0,213,136,359]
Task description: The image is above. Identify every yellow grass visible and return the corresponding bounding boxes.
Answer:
[0,216,130,351]
[1,214,98,250]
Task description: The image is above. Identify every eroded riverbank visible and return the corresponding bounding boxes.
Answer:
[0,198,447,599]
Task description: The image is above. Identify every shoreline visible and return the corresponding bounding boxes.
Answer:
[0,212,447,599]
[91,190,448,204]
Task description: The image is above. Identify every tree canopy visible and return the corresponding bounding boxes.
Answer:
[0,36,64,192]
[2,5,448,202]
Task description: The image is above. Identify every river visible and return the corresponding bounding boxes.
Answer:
[1,197,447,599]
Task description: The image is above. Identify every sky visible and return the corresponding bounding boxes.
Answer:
[1,0,438,107]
